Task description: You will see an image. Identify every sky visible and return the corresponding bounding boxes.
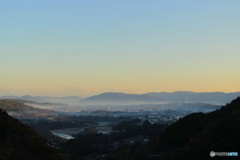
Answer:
[1,0,240,97]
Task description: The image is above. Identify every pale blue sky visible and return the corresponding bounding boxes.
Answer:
[1,1,240,96]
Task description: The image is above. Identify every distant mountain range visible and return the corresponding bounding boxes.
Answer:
[80,92,166,103]
[146,91,240,104]
[1,91,240,104]
[80,91,240,104]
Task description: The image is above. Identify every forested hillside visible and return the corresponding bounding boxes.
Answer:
[146,97,240,159]
[0,109,60,160]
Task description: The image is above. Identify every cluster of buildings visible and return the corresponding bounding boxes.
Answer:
[82,108,195,125]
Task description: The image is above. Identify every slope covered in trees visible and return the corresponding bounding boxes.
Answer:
[0,99,33,111]
[0,99,57,117]
[147,97,240,159]
[0,109,60,160]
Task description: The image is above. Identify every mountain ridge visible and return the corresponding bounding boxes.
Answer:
[80,92,166,103]
[1,91,240,104]
[80,91,240,104]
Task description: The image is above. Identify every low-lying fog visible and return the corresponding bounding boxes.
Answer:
[25,100,222,113]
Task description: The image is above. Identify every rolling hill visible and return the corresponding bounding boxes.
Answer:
[0,99,58,118]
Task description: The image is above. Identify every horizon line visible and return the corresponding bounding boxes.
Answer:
[1,90,240,98]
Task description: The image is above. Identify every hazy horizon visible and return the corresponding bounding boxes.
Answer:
[1,90,240,98]
[1,1,240,97]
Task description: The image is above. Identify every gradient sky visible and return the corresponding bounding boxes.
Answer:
[1,1,240,97]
